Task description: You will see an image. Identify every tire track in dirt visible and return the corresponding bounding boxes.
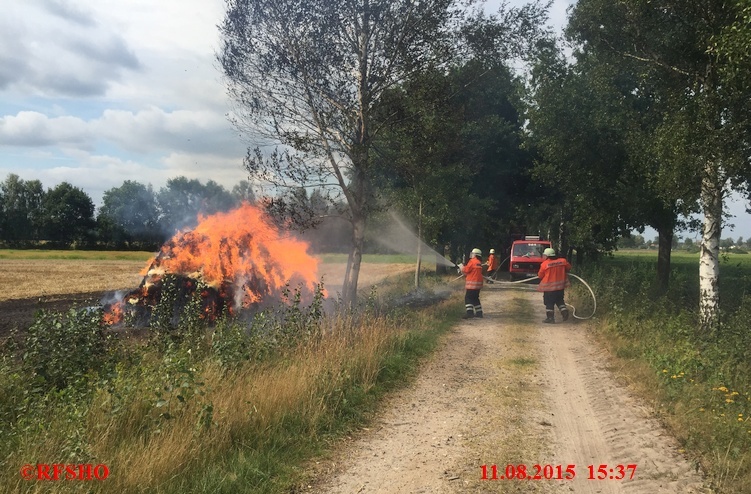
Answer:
[307,286,711,493]
[308,311,492,493]
[539,302,709,493]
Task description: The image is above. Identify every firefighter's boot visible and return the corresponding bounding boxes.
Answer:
[464,304,475,319]
[543,310,555,324]
[560,305,570,321]
[475,305,483,318]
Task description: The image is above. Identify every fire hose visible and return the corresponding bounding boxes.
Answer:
[451,270,597,320]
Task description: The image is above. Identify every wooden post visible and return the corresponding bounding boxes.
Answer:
[415,199,422,288]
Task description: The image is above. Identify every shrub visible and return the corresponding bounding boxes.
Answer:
[23,307,108,390]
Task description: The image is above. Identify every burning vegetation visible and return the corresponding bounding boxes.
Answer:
[103,202,322,326]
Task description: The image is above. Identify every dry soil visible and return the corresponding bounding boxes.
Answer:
[307,284,711,494]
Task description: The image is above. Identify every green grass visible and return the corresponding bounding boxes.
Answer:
[579,250,751,493]
[0,249,155,261]
[606,249,751,311]
[0,268,460,494]
[509,357,536,367]
[172,303,458,494]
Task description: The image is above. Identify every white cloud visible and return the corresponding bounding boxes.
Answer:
[1,1,142,98]
[42,0,96,27]
[1,106,245,158]
[84,0,226,55]
[96,107,242,155]
[162,151,246,187]
[0,112,88,147]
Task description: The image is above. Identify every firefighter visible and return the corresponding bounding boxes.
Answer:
[537,247,571,323]
[459,248,484,318]
[485,248,499,279]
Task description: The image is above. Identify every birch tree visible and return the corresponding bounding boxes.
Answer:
[218,0,550,305]
[219,0,463,304]
[568,0,751,330]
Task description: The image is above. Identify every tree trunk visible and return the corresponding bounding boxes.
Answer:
[343,248,353,299]
[656,227,673,293]
[698,161,724,332]
[558,208,568,260]
[415,200,422,288]
[343,214,365,307]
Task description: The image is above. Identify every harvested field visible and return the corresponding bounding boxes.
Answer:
[0,260,147,335]
[0,259,415,334]
[0,260,147,302]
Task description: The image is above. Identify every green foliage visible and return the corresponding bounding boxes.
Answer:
[157,176,236,234]
[98,180,161,249]
[150,275,212,350]
[210,317,256,369]
[0,174,44,245]
[22,307,108,390]
[42,182,97,247]
[211,282,326,369]
[373,60,532,250]
[584,253,751,491]
[153,344,208,427]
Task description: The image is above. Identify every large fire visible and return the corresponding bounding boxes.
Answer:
[103,202,322,325]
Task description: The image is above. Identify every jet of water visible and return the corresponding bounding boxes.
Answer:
[373,211,456,267]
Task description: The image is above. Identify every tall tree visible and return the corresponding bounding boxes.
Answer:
[218,0,550,304]
[98,181,161,249]
[527,42,638,259]
[0,174,44,245]
[231,180,256,203]
[373,59,531,260]
[156,177,236,234]
[219,0,462,304]
[567,0,751,328]
[528,38,700,285]
[42,182,96,247]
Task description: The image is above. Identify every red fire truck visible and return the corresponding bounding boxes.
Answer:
[508,236,552,280]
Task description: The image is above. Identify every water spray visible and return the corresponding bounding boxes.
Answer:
[375,211,458,267]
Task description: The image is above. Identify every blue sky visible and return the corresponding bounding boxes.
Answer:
[1,0,749,240]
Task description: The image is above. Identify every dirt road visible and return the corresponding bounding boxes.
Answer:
[309,285,710,493]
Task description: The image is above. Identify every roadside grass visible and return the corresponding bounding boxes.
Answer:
[473,294,551,493]
[0,266,460,494]
[576,251,751,493]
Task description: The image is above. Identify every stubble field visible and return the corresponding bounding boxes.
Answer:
[0,253,415,334]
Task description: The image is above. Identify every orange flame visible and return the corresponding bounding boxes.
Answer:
[104,202,322,325]
[103,303,123,325]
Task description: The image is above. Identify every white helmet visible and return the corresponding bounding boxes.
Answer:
[489,249,495,254]
[543,247,556,257]
[471,248,482,257]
